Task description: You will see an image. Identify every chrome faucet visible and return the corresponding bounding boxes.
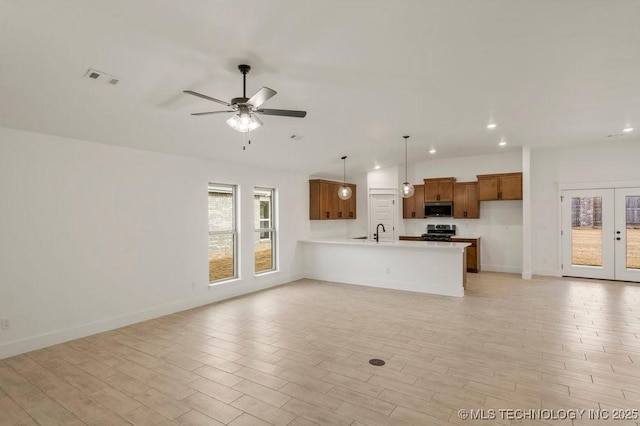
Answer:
[375,223,386,243]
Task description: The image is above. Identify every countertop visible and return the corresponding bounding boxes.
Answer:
[300,237,470,251]
[400,235,481,239]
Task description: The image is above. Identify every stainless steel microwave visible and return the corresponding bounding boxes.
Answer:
[424,202,453,217]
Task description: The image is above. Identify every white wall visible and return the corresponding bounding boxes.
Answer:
[367,165,399,189]
[531,138,640,276]
[0,126,309,358]
[401,151,524,273]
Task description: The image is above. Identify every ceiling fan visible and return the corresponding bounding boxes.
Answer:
[183,64,307,133]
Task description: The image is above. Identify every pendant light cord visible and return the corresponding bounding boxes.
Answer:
[404,136,409,182]
[341,155,347,185]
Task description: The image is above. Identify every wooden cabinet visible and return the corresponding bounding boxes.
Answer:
[453,182,479,219]
[477,172,522,201]
[402,184,424,219]
[398,236,480,273]
[398,236,423,241]
[451,238,481,273]
[309,179,356,220]
[424,177,455,202]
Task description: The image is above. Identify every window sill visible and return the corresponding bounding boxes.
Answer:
[255,269,278,278]
[208,277,241,287]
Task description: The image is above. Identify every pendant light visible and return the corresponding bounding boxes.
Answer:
[338,156,352,200]
[400,135,415,198]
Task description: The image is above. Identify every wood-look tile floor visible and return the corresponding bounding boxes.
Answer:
[1,273,640,425]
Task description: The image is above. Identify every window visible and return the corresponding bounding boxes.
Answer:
[208,184,237,283]
[255,188,276,274]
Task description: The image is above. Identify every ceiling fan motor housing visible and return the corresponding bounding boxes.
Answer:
[231,97,250,106]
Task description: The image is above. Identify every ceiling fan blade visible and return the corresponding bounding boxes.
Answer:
[247,87,277,108]
[256,108,307,118]
[191,111,235,116]
[183,90,231,107]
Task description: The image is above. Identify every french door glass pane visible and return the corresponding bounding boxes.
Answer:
[626,196,640,269]
[255,231,274,273]
[571,196,603,267]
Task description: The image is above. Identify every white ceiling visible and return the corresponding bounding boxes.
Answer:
[2,0,639,179]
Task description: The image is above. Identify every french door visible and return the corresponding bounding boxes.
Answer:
[561,188,640,282]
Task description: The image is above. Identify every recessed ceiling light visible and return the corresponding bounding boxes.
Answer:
[429,148,437,154]
[623,127,634,132]
[499,140,507,146]
[374,164,381,170]
[487,123,497,129]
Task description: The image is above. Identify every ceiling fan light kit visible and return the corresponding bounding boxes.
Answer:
[184,64,307,136]
[226,109,262,133]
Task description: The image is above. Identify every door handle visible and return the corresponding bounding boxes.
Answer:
[616,231,621,234]
[616,237,621,241]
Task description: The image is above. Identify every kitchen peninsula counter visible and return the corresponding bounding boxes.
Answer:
[300,238,469,297]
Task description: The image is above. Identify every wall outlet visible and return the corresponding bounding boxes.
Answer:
[385,267,391,274]
[1,318,10,330]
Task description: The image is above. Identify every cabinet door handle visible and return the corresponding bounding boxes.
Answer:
[326,212,330,218]
[350,212,354,218]
[437,194,440,201]
[338,211,342,218]
[412,212,415,217]
[498,191,502,199]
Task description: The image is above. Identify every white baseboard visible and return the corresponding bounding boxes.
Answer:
[532,268,562,277]
[480,264,523,274]
[0,273,302,359]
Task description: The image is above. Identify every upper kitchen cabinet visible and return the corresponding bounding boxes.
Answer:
[402,184,425,218]
[476,172,523,201]
[424,177,456,202]
[309,179,356,220]
[453,182,479,218]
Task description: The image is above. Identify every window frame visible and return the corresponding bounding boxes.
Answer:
[254,187,277,275]
[208,183,238,284]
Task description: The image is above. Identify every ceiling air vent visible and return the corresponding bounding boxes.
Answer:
[84,68,120,86]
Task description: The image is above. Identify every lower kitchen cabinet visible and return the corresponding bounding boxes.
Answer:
[451,237,480,273]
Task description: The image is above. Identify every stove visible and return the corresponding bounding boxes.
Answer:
[422,224,456,241]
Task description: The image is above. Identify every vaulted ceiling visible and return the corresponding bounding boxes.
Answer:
[1,0,639,178]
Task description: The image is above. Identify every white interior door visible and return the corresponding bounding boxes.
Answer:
[561,189,615,279]
[369,194,395,241]
[614,188,640,282]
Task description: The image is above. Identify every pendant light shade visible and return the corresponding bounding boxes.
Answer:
[401,182,415,198]
[400,135,414,199]
[338,155,352,200]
